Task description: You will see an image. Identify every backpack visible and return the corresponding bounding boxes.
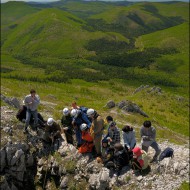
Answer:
[79,106,88,114]
[159,147,174,161]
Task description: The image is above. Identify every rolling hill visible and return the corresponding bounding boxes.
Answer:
[1,0,189,139]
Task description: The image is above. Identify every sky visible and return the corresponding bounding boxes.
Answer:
[1,0,189,3]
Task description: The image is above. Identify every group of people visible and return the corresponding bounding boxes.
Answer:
[17,89,161,176]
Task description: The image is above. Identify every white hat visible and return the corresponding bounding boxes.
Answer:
[71,109,78,117]
[47,118,54,126]
[87,108,95,116]
[80,123,88,131]
[63,108,70,116]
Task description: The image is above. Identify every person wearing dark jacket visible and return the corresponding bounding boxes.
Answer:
[71,109,91,147]
[43,118,62,143]
[113,143,129,176]
[61,108,74,144]
[104,143,129,176]
[101,138,114,166]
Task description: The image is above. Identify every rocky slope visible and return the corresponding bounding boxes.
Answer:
[0,100,189,190]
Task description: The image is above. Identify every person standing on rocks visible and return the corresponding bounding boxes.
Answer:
[140,120,161,163]
[61,108,74,144]
[87,108,104,157]
[24,89,40,133]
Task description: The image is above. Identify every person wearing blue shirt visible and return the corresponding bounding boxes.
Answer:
[71,109,91,148]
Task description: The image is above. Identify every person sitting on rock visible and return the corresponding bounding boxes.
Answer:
[105,121,120,146]
[131,147,150,174]
[140,120,161,163]
[113,143,130,176]
[43,118,62,144]
[61,108,74,145]
[71,109,91,148]
[105,143,129,176]
[122,125,136,151]
[78,123,94,154]
[101,138,114,165]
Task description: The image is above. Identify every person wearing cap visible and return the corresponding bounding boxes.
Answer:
[23,89,40,133]
[78,123,94,154]
[140,120,161,163]
[61,108,74,144]
[122,125,136,151]
[87,108,104,157]
[131,147,149,174]
[71,108,91,148]
[43,118,62,143]
[104,121,120,146]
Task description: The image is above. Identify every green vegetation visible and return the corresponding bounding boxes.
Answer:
[1,1,189,144]
[178,181,190,190]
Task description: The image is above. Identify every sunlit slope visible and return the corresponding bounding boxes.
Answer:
[2,8,129,58]
[136,22,189,74]
[88,2,188,37]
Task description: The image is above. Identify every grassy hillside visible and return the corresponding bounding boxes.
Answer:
[136,23,189,75]
[86,2,188,37]
[2,8,129,59]
[1,1,189,143]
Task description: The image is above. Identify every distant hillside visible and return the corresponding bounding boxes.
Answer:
[1,1,189,92]
[135,23,189,74]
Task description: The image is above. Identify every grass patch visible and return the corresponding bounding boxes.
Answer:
[178,181,190,190]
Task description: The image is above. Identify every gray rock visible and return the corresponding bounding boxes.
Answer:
[105,100,115,109]
[0,178,11,190]
[148,86,162,94]
[3,126,13,135]
[117,100,127,109]
[11,183,18,190]
[99,168,110,182]
[133,85,145,94]
[60,176,69,189]
[88,168,110,190]
[117,100,148,117]
[137,176,143,182]
[89,174,99,189]
[0,149,6,172]
[26,154,34,167]
[10,97,21,109]
[0,95,21,109]
[6,146,17,165]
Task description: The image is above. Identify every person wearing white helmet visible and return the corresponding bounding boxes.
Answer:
[44,117,62,143]
[88,108,104,157]
[78,123,94,154]
[61,108,74,144]
[71,108,91,148]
